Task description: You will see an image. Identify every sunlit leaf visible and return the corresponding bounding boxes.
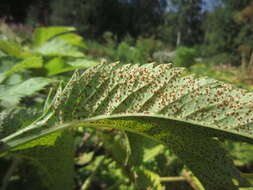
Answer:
[2,62,253,189]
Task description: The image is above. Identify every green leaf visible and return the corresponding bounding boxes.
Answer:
[127,132,164,166]
[0,22,22,43]
[80,155,105,190]
[15,131,74,190]
[56,33,85,48]
[2,62,253,189]
[45,57,98,76]
[0,107,39,139]
[45,57,73,76]
[0,40,31,58]
[67,58,98,68]
[34,38,84,57]
[32,26,76,47]
[0,56,43,83]
[225,141,253,166]
[0,77,54,106]
[100,131,131,167]
[242,173,253,185]
[134,167,164,190]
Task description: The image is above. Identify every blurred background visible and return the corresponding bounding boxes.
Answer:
[1,0,253,190]
[1,0,253,72]
[2,0,253,86]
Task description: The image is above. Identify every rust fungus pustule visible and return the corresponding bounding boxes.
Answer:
[54,61,253,139]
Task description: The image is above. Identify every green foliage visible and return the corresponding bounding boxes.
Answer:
[0,107,39,139]
[224,141,253,167]
[15,131,75,190]
[136,37,163,62]
[0,77,54,107]
[0,25,99,110]
[3,1,253,189]
[2,61,253,189]
[190,63,253,90]
[32,26,77,47]
[134,167,164,190]
[34,38,84,57]
[117,42,142,63]
[0,56,43,83]
[86,36,163,64]
[100,131,165,189]
[174,46,197,67]
[1,16,253,188]
[0,25,98,80]
[170,0,204,46]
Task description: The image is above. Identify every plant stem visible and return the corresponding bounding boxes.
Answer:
[182,169,204,190]
[160,176,186,182]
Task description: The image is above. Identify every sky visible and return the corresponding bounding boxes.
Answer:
[167,0,221,10]
[203,0,222,10]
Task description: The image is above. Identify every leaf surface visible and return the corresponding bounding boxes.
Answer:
[0,56,43,83]
[45,57,98,76]
[34,38,84,57]
[32,26,76,47]
[2,62,253,189]
[14,131,74,190]
[0,77,54,106]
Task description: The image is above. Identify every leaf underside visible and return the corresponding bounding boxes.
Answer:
[54,61,253,141]
[3,61,253,189]
[51,61,253,189]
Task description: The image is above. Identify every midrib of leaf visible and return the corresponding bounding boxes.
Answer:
[1,113,253,154]
[1,115,251,189]
[1,62,253,189]
[52,61,253,141]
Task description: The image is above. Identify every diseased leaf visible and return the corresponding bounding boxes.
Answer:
[56,62,253,141]
[2,62,253,189]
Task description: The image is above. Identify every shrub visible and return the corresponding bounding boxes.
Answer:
[136,36,163,62]
[174,46,197,67]
[117,41,142,63]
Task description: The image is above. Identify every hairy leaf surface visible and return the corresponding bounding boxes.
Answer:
[2,62,253,189]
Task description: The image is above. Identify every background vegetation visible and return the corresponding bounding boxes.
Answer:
[1,0,253,189]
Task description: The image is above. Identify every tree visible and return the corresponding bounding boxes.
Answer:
[48,0,167,39]
[170,0,204,47]
[0,0,34,23]
[202,0,252,62]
